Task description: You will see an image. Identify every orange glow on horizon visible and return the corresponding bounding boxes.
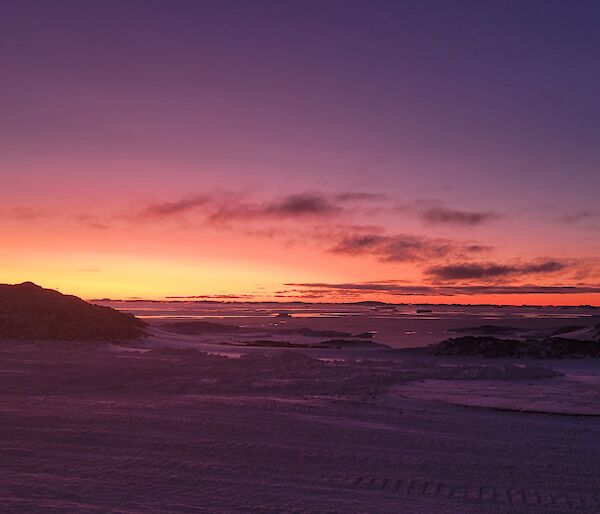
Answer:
[2,211,599,306]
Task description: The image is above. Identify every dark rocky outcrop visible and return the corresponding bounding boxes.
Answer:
[0,282,146,341]
[432,336,600,359]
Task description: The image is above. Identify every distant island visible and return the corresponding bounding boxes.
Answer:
[0,282,146,341]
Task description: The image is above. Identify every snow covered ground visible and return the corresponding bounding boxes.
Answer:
[4,383,599,513]
[2,302,599,512]
[392,375,600,416]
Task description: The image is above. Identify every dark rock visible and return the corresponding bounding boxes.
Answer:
[432,335,600,359]
[313,339,390,349]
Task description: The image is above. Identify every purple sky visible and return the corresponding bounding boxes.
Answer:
[1,1,599,302]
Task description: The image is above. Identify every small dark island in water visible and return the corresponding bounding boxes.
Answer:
[0,282,146,341]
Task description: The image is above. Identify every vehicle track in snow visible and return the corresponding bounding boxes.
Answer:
[2,392,599,513]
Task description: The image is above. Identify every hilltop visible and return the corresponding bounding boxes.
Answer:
[0,282,146,341]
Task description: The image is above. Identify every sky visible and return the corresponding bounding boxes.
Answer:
[1,0,600,304]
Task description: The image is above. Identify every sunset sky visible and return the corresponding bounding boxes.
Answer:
[1,0,599,304]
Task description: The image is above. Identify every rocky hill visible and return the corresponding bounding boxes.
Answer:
[0,282,146,341]
[432,335,600,359]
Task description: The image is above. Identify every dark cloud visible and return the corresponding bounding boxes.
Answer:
[334,192,387,202]
[426,260,566,281]
[139,192,348,223]
[330,234,388,254]
[382,236,453,262]
[559,211,598,223]
[448,285,600,295]
[1,207,49,221]
[521,261,567,273]
[2,206,115,229]
[329,231,472,262]
[262,193,341,218]
[75,214,111,230]
[465,244,494,253]
[421,207,498,226]
[285,282,435,296]
[165,294,256,300]
[286,281,600,297]
[140,195,209,218]
[209,194,341,224]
